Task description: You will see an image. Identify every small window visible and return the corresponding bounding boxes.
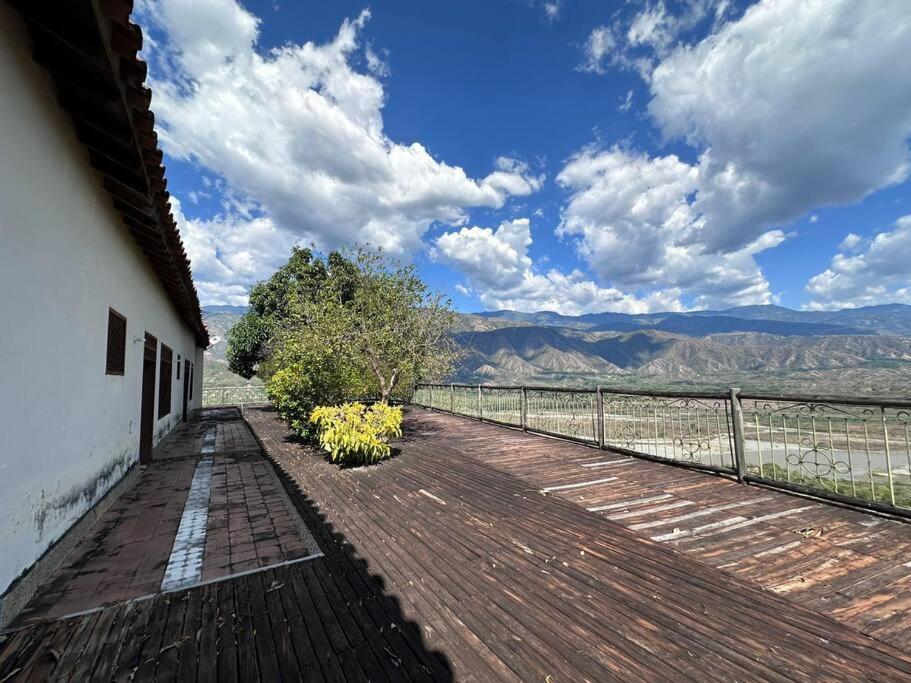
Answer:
[176,355,181,380]
[189,363,194,400]
[106,309,127,375]
[158,344,173,418]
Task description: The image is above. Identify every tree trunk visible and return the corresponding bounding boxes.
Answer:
[380,368,399,404]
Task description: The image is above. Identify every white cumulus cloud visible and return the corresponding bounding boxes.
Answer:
[171,198,297,306]
[137,0,540,302]
[806,216,911,309]
[557,147,786,308]
[578,26,616,74]
[543,3,561,22]
[433,218,684,314]
[647,0,911,253]
[567,0,911,309]
[582,1,727,78]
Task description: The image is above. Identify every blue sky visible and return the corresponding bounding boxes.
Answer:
[137,0,911,313]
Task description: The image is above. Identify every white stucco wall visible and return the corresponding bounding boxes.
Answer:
[0,7,205,595]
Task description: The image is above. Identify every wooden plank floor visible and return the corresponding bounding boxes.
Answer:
[2,406,910,681]
[0,411,451,681]
[247,406,910,681]
[416,409,911,651]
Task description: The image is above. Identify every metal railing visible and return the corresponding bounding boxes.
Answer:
[202,385,268,408]
[412,383,911,518]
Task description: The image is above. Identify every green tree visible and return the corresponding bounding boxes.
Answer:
[226,246,335,378]
[338,250,459,403]
[224,313,271,380]
[257,247,459,435]
[263,300,367,436]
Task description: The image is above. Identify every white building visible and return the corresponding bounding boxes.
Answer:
[0,1,209,621]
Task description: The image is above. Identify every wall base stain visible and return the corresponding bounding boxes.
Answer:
[33,448,133,541]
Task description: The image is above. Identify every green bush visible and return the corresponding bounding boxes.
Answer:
[310,402,403,465]
[266,361,357,439]
[264,319,367,438]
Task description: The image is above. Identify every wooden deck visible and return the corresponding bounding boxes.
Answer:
[1,406,910,681]
[419,409,911,650]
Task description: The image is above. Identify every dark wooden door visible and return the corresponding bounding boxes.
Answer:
[182,359,191,421]
[139,333,157,463]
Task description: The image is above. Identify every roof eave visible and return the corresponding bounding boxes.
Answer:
[9,0,210,347]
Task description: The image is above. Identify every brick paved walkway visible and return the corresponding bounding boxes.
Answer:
[202,454,316,580]
[11,409,320,626]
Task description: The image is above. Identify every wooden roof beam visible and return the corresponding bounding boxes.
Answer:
[103,175,154,213]
[88,149,147,194]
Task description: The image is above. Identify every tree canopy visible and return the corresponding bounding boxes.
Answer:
[227,246,459,434]
[226,246,323,378]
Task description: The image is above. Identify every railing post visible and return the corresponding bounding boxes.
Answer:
[521,386,528,432]
[596,386,605,449]
[729,387,747,483]
[450,383,455,413]
[882,406,896,506]
[478,384,483,421]
[429,384,433,410]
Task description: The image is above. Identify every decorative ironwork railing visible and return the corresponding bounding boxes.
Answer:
[412,383,911,517]
[202,385,268,408]
[601,391,736,471]
[526,388,598,443]
[738,395,911,511]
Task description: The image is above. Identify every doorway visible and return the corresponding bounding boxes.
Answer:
[182,358,191,421]
[139,333,157,463]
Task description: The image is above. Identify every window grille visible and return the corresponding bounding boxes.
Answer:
[106,309,126,375]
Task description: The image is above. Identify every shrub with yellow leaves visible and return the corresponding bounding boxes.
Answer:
[310,402,404,465]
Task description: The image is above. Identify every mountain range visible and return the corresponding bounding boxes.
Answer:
[474,303,911,335]
[200,306,263,388]
[202,303,911,395]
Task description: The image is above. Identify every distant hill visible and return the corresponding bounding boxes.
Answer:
[476,304,911,336]
[695,304,911,335]
[453,325,911,393]
[608,313,869,337]
[455,326,911,376]
[202,306,248,361]
[201,304,249,315]
[200,303,911,395]
[201,305,262,389]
